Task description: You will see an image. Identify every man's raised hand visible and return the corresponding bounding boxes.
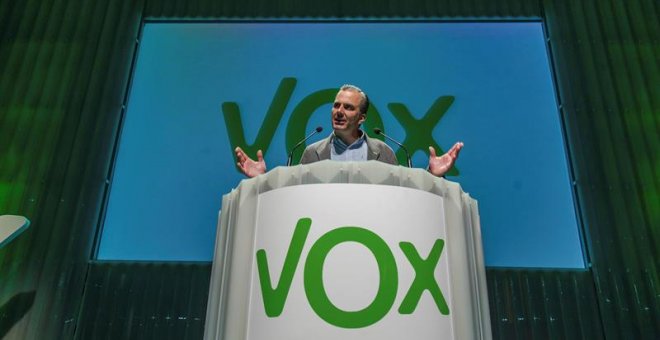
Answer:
[428,142,463,177]
[235,147,266,178]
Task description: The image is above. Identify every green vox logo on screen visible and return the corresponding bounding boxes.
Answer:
[222,77,459,175]
[256,218,450,329]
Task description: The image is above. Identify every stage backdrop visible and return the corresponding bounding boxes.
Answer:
[97,22,583,268]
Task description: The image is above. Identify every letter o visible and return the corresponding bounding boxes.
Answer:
[304,227,398,328]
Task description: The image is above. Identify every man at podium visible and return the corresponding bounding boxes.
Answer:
[234,84,463,178]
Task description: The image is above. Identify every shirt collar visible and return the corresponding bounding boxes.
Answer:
[332,130,366,154]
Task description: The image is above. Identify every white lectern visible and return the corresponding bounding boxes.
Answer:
[205,161,491,340]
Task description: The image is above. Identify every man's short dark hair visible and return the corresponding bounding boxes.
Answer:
[340,84,369,115]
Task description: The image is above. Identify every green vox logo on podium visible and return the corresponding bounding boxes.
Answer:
[255,218,450,329]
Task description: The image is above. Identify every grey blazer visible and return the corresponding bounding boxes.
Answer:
[300,134,398,165]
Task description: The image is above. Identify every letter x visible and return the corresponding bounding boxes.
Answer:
[398,239,449,315]
[388,96,459,175]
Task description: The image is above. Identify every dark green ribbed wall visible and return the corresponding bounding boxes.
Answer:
[0,0,657,339]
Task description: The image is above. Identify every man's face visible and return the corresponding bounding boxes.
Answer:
[331,90,365,135]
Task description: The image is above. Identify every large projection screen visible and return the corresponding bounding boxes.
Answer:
[97,22,584,268]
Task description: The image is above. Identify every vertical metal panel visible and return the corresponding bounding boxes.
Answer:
[0,0,143,338]
[487,269,604,339]
[544,0,659,338]
[75,262,211,340]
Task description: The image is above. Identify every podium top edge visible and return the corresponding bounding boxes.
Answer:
[227,160,472,200]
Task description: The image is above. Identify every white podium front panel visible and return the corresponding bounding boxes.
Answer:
[248,184,452,340]
[204,161,491,340]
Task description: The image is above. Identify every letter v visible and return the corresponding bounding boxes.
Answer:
[256,217,311,317]
[222,78,296,159]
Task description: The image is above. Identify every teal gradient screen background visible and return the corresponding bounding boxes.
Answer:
[98,22,584,268]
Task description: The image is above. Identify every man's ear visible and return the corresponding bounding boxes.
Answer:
[358,113,366,125]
